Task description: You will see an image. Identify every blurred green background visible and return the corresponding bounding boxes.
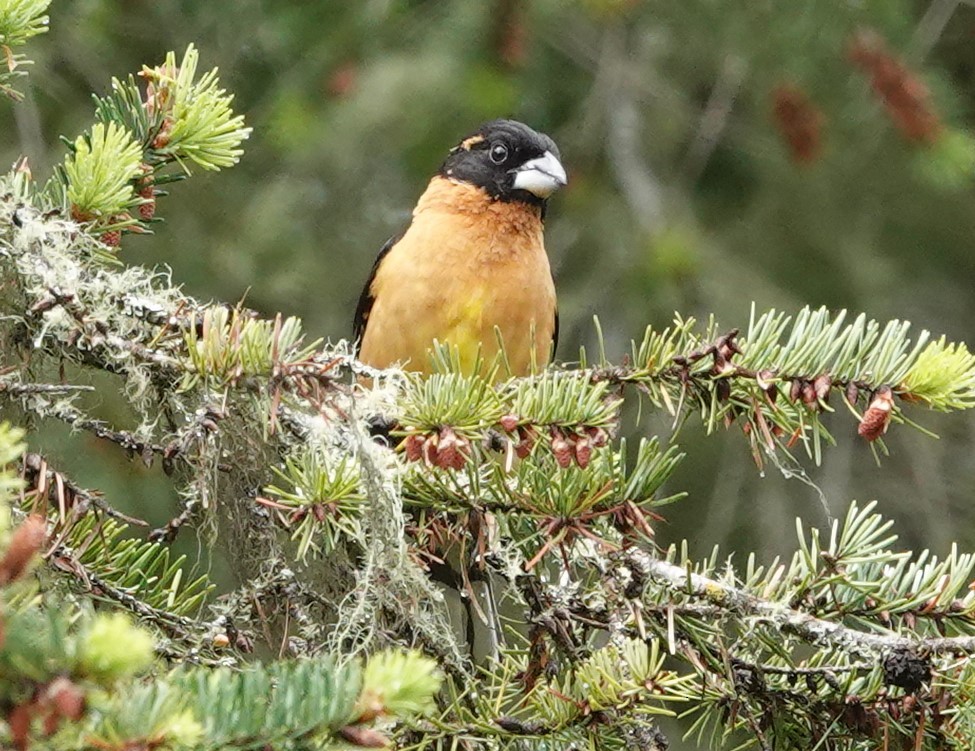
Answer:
[4,1,975,578]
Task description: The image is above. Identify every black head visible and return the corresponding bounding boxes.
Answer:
[439,119,567,206]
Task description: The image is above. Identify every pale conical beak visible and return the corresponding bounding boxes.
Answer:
[511,150,567,198]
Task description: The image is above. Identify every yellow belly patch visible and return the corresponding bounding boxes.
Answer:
[441,291,487,374]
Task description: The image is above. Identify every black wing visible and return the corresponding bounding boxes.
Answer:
[353,232,402,351]
[552,307,559,358]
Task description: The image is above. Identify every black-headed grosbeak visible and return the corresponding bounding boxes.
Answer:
[354,119,566,376]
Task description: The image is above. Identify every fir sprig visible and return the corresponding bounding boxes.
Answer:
[900,337,975,410]
[399,370,504,434]
[62,122,143,223]
[505,370,622,428]
[532,638,693,723]
[139,44,251,171]
[593,306,975,463]
[260,447,365,559]
[0,0,49,100]
[60,514,212,618]
[92,75,157,148]
[181,306,322,389]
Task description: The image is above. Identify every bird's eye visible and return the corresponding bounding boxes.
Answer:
[489,142,509,164]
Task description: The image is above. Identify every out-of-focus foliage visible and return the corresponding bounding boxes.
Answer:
[2,0,975,623]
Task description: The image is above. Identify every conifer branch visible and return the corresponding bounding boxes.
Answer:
[6,31,975,750]
[629,547,975,657]
[19,452,212,620]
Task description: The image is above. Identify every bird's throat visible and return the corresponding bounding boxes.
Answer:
[414,177,544,261]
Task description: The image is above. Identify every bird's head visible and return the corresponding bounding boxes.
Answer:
[439,119,567,206]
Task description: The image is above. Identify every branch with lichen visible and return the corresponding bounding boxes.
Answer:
[7,35,975,751]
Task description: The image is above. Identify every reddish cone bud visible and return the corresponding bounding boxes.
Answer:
[402,433,424,462]
[584,425,609,447]
[550,430,573,469]
[9,701,31,751]
[515,427,536,458]
[436,427,468,470]
[813,373,832,404]
[499,413,519,432]
[858,385,894,441]
[845,381,860,405]
[422,432,439,467]
[70,205,94,223]
[49,678,85,721]
[139,196,156,221]
[574,436,592,469]
[789,379,803,403]
[800,380,819,409]
[152,117,174,149]
[99,229,121,247]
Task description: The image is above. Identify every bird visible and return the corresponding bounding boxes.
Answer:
[354,119,567,378]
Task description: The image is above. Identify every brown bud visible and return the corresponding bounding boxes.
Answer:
[844,381,860,405]
[813,373,832,404]
[515,426,536,459]
[99,229,121,247]
[574,436,592,469]
[138,196,156,221]
[70,205,94,223]
[499,413,519,432]
[712,353,734,376]
[789,379,803,403]
[8,701,31,751]
[0,515,47,585]
[436,427,468,470]
[402,433,424,462]
[152,117,174,149]
[858,385,894,441]
[584,425,609,447]
[422,432,439,467]
[800,380,818,409]
[550,430,573,469]
[212,632,231,649]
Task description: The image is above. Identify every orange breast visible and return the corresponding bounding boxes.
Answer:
[358,178,556,377]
